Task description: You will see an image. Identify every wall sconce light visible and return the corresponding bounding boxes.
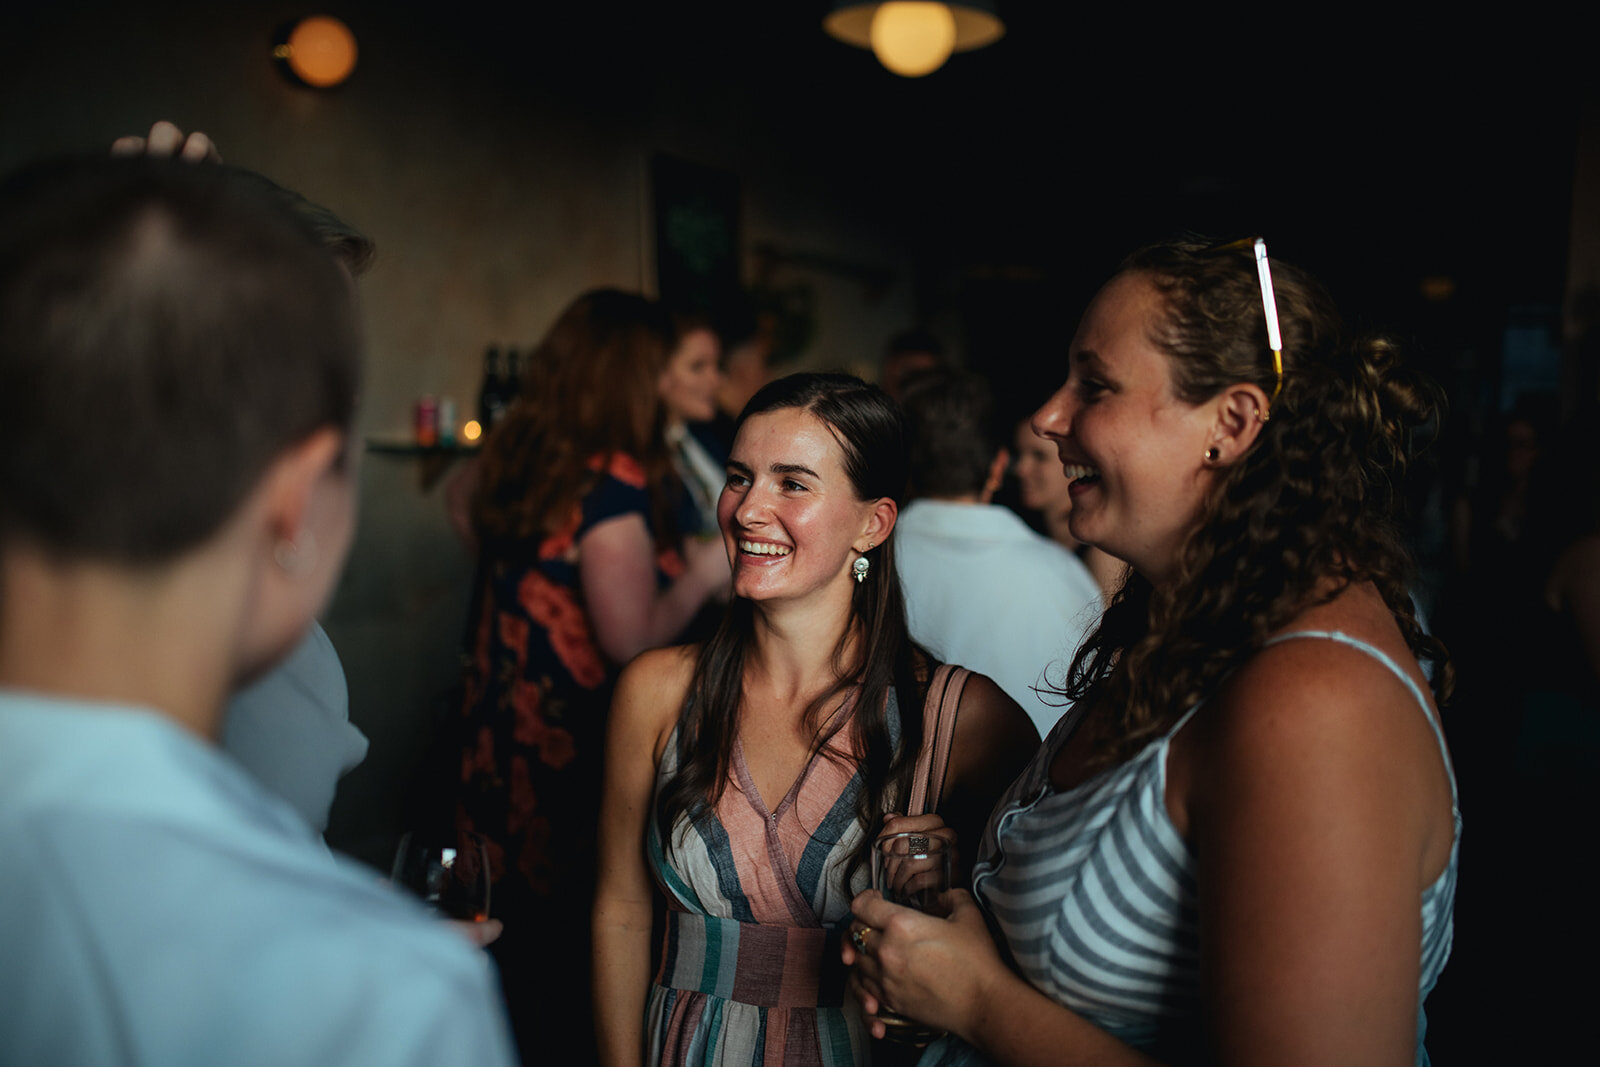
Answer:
[824,2,1004,77]
[273,15,359,89]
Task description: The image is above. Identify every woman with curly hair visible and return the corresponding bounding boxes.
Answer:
[845,240,1459,1066]
[458,289,731,1058]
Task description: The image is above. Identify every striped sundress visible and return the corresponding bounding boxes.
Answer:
[923,630,1460,1066]
[645,710,878,1067]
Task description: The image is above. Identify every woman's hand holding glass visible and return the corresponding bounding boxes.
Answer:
[875,812,960,880]
[844,886,1010,1045]
[841,813,989,1043]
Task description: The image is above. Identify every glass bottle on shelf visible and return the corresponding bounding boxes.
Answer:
[477,346,503,429]
[502,347,522,418]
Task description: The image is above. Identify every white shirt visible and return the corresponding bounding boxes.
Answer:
[222,621,368,834]
[896,500,1103,738]
[667,421,727,536]
[0,691,516,1067]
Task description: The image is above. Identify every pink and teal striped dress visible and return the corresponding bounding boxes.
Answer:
[646,717,875,1067]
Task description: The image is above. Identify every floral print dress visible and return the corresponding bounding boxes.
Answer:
[456,453,683,1050]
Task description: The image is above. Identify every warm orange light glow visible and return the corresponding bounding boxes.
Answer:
[462,420,483,442]
[283,15,358,88]
[823,2,1004,78]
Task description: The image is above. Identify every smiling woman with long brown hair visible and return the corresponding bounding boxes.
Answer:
[845,239,1458,1067]
[593,373,1038,1067]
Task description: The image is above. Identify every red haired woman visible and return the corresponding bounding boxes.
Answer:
[459,289,730,1058]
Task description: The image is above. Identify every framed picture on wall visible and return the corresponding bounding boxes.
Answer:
[652,153,741,313]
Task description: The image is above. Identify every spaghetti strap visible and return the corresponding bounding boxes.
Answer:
[1264,629,1457,798]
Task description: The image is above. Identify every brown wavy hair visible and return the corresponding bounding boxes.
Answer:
[472,289,678,551]
[655,373,927,884]
[1062,238,1452,763]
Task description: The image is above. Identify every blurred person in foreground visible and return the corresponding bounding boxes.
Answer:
[113,121,373,841]
[459,289,730,1059]
[845,238,1458,1066]
[896,370,1103,739]
[0,154,514,1064]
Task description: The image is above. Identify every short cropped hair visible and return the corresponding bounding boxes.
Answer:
[231,168,375,277]
[899,369,1001,499]
[0,155,362,564]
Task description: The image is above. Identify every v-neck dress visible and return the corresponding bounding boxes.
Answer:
[646,710,877,1067]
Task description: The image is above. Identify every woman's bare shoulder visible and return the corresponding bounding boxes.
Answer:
[612,644,700,758]
[953,671,1040,748]
[945,669,1040,794]
[1173,583,1452,864]
[618,643,699,689]
[1208,584,1434,737]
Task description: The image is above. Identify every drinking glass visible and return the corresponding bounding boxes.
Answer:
[390,829,492,923]
[870,830,952,1046]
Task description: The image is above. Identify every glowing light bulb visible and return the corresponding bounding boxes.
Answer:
[279,15,358,88]
[462,419,483,443]
[869,2,957,77]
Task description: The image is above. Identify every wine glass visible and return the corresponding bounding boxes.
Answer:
[390,829,492,924]
[870,830,952,1046]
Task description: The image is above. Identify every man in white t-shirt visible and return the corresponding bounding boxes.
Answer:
[896,371,1103,738]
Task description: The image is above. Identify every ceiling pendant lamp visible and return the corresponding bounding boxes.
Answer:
[824,2,1005,78]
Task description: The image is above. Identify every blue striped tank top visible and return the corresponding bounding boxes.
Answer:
[923,630,1460,1067]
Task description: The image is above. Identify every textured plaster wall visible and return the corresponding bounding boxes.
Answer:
[0,1,916,866]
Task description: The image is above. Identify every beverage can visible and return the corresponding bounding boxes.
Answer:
[415,395,438,447]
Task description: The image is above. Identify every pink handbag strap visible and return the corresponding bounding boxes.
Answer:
[906,663,970,816]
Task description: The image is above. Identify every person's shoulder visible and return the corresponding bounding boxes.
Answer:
[612,644,699,753]
[950,669,1041,749]
[1271,586,1431,697]
[940,667,1041,807]
[950,668,1014,713]
[618,643,698,693]
[1173,588,1456,917]
[578,452,655,530]
[588,450,648,488]
[1186,588,1441,797]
